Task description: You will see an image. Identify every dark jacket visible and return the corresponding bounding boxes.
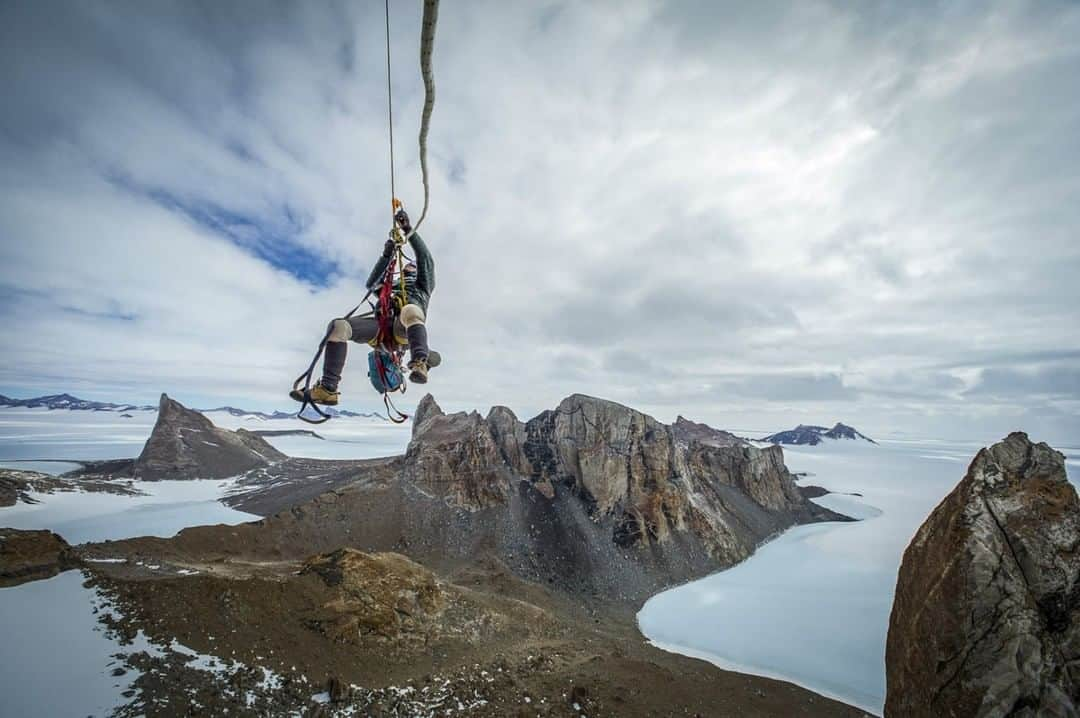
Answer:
[365,232,435,314]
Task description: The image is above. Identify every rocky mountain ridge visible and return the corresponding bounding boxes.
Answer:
[91,393,848,605]
[0,392,385,420]
[762,422,876,445]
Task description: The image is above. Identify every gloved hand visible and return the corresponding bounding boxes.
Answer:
[394,208,412,235]
[383,238,396,257]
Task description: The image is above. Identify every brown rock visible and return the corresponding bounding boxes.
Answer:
[0,529,80,587]
[885,432,1080,717]
[301,548,447,643]
[404,400,511,511]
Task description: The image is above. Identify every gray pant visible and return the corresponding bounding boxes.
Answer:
[320,311,435,391]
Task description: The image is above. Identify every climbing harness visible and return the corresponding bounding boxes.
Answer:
[292,0,438,424]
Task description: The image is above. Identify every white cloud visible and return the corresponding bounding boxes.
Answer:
[1,0,1078,444]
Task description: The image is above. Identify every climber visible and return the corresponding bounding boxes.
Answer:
[308,206,438,406]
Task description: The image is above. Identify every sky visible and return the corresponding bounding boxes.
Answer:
[1,0,1079,444]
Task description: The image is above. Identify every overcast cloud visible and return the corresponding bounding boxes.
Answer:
[1,0,1078,443]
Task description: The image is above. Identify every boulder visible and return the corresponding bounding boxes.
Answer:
[885,432,1079,717]
[301,548,447,644]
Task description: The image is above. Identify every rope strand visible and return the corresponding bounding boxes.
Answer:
[384,0,396,218]
[415,0,439,230]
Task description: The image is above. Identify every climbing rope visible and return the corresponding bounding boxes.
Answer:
[415,0,439,231]
[385,0,438,231]
[384,0,397,224]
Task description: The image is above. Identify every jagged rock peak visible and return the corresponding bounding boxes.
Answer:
[885,432,1079,717]
[411,394,445,438]
[672,415,744,447]
[157,392,212,428]
[485,405,518,424]
[135,394,284,480]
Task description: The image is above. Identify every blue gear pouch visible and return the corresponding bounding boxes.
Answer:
[368,349,403,393]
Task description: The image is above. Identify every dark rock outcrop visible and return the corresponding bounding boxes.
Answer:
[119,393,846,605]
[0,529,80,587]
[885,432,1079,717]
[763,422,875,445]
[1,470,49,506]
[2,467,142,504]
[824,422,875,442]
[134,394,285,480]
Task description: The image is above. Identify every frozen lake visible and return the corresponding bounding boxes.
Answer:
[638,437,1079,716]
[0,570,159,718]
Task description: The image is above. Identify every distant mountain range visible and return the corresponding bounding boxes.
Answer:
[761,422,875,445]
[0,393,387,421]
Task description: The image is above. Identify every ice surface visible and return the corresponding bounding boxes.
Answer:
[0,460,84,475]
[0,478,258,544]
[0,570,156,718]
[0,407,158,461]
[638,437,1018,716]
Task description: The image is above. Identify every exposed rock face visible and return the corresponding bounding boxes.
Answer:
[405,404,511,511]
[198,394,842,604]
[672,415,745,447]
[99,393,844,605]
[301,549,447,644]
[0,529,80,587]
[885,432,1080,717]
[134,394,285,480]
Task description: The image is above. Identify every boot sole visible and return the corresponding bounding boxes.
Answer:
[289,389,339,406]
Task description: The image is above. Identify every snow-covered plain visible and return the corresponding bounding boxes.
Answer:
[638,436,1079,716]
[0,405,411,468]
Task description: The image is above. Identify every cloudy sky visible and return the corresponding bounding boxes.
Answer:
[2,1,1078,442]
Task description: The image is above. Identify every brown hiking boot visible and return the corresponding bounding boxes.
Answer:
[309,381,340,405]
[408,358,429,384]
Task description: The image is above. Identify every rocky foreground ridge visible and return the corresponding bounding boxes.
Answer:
[40,393,863,716]
[100,393,847,605]
[885,432,1079,717]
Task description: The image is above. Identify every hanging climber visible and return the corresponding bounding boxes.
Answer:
[306,206,439,406]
